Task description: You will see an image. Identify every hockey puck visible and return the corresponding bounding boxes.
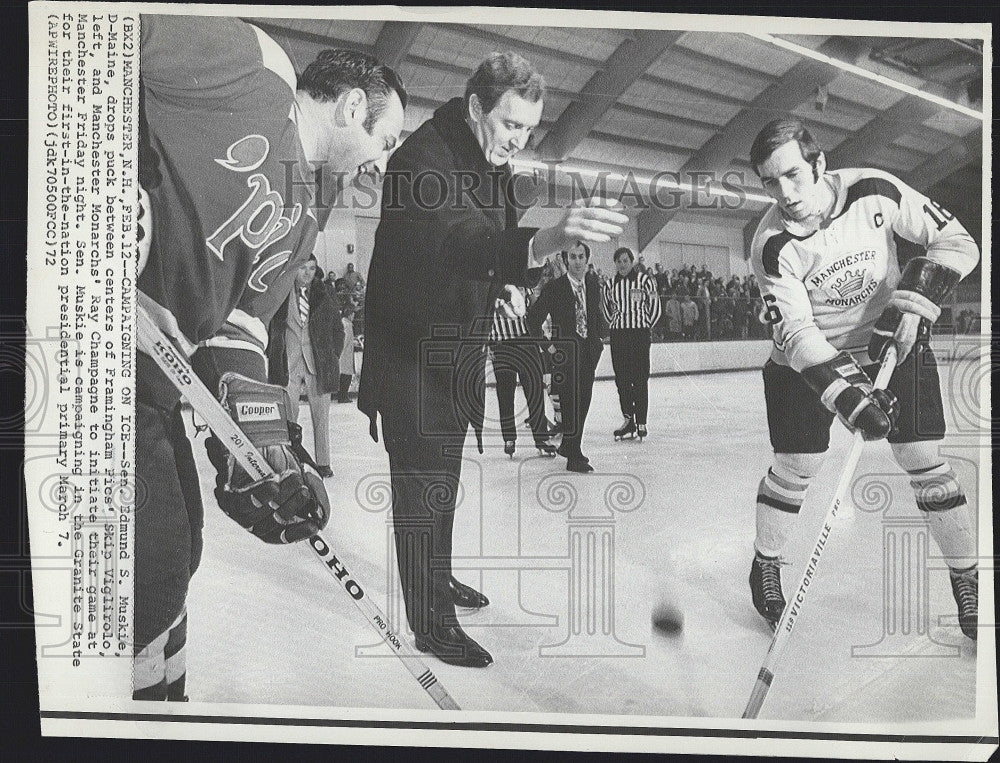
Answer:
[651,603,684,636]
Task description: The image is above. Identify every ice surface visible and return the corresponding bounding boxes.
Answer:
[185,360,983,721]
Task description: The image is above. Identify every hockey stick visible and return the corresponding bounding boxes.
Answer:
[135,297,461,711]
[742,345,898,720]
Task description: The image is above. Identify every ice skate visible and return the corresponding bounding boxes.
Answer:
[949,566,978,641]
[614,417,636,441]
[534,438,558,457]
[749,551,786,631]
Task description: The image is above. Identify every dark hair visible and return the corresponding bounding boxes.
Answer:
[749,118,822,177]
[465,52,545,115]
[299,49,407,134]
[613,247,634,264]
[560,241,591,264]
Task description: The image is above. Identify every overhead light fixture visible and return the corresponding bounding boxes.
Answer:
[814,84,828,112]
[749,33,984,121]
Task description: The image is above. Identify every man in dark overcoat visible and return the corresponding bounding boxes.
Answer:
[359,53,627,666]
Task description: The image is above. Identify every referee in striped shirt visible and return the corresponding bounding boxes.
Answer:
[603,247,662,440]
[490,287,556,457]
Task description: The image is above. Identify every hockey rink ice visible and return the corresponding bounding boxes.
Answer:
[185,346,987,721]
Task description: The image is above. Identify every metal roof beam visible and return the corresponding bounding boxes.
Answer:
[537,30,683,161]
[636,36,870,251]
[905,127,982,192]
[641,70,748,108]
[615,102,720,133]
[373,22,423,69]
[827,95,941,169]
[442,23,603,68]
[248,20,372,55]
[404,55,582,103]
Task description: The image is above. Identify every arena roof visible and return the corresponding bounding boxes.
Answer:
[246,19,985,249]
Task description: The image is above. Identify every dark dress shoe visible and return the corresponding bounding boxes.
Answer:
[449,576,489,608]
[566,457,594,473]
[556,443,589,463]
[414,623,493,668]
[316,465,334,478]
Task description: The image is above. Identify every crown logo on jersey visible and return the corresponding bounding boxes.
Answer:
[830,268,866,298]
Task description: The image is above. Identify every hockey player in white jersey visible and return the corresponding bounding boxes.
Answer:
[746,117,980,639]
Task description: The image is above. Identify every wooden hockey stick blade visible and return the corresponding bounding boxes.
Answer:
[135,298,461,711]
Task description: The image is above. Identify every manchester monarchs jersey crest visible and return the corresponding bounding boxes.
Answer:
[751,168,978,372]
[809,250,882,307]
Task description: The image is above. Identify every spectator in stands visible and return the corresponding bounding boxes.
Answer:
[675,273,690,297]
[653,263,669,295]
[681,293,699,340]
[664,292,682,340]
[731,288,751,339]
[343,261,365,292]
[748,295,767,338]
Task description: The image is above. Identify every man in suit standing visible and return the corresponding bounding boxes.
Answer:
[267,255,345,478]
[360,53,628,667]
[527,243,607,473]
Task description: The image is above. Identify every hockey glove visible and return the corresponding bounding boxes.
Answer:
[868,257,961,365]
[206,373,330,544]
[801,352,898,441]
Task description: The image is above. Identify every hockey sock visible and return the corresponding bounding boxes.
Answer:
[133,609,187,701]
[908,462,976,569]
[165,612,188,701]
[133,628,169,701]
[754,462,811,559]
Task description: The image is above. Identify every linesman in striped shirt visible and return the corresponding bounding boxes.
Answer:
[603,247,662,440]
[489,286,557,458]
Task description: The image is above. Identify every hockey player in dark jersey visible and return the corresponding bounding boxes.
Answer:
[135,15,406,699]
[746,118,980,640]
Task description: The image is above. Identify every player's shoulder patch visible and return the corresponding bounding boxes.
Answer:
[760,230,798,278]
[248,24,297,94]
[837,169,902,217]
[753,208,808,279]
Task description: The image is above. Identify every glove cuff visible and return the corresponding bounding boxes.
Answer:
[801,352,872,414]
[896,257,962,314]
[219,372,292,448]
